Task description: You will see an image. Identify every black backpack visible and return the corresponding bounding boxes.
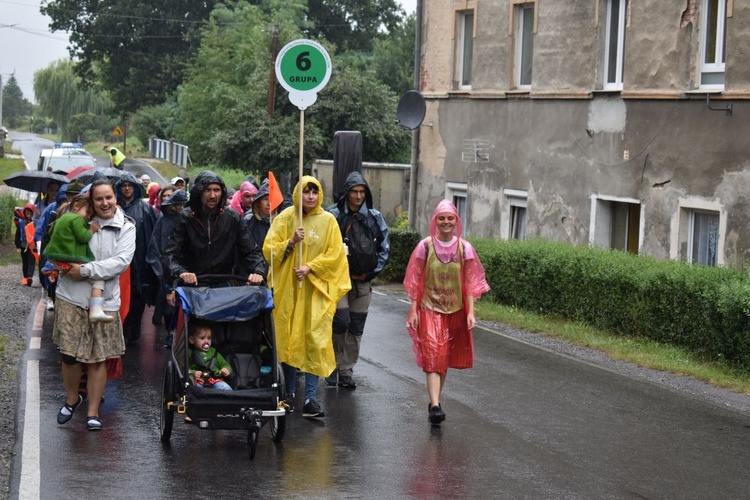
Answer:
[342,212,378,276]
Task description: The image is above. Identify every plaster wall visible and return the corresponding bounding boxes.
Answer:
[312,160,410,222]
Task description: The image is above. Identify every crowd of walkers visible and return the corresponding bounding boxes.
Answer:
[15,165,489,431]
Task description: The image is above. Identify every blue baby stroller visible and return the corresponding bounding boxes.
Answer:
[158,275,287,459]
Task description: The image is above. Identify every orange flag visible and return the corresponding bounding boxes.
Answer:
[24,222,39,263]
[268,171,284,212]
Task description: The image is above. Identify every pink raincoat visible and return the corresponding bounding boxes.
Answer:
[229,181,259,215]
[403,200,490,374]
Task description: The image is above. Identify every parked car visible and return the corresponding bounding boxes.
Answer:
[38,143,97,173]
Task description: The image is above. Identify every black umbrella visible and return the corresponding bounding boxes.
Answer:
[71,167,125,184]
[2,170,69,193]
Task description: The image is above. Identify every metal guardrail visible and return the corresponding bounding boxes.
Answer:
[148,138,190,168]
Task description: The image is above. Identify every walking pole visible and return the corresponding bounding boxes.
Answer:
[298,109,305,288]
[269,210,274,291]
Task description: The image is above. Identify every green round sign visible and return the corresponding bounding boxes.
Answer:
[275,39,332,109]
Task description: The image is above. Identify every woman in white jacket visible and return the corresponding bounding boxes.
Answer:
[53,179,136,431]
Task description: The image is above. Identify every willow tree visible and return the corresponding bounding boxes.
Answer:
[33,60,112,140]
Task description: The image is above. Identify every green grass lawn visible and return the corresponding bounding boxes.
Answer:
[1,140,25,174]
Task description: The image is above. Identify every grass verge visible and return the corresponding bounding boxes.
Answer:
[475,299,750,395]
[0,156,26,180]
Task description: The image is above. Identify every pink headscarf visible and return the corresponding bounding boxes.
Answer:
[229,181,259,215]
[148,184,161,207]
[429,199,462,263]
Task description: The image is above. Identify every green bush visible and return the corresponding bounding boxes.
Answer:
[379,228,422,283]
[0,194,17,243]
[472,238,750,367]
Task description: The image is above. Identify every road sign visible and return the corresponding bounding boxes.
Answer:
[112,125,124,136]
[275,39,332,110]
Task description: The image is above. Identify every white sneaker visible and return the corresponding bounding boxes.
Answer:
[46,298,55,311]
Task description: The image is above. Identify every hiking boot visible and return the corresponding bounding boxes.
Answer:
[338,375,356,389]
[324,370,338,386]
[302,399,325,418]
[428,403,446,424]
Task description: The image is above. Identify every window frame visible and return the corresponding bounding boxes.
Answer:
[670,197,725,266]
[603,0,627,91]
[505,189,528,241]
[700,0,727,90]
[456,10,475,90]
[687,209,720,266]
[589,194,643,254]
[446,182,468,231]
[513,3,535,89]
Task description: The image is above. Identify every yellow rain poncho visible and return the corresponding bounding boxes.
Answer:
[264,176,351,377]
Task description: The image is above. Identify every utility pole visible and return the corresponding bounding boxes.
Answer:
[408,1,423,231]
[267,26,279,117]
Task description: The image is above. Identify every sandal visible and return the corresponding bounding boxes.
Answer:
[86,416,103,431]
[57,394,83,425]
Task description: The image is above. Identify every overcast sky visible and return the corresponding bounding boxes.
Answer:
[0,0,417,107]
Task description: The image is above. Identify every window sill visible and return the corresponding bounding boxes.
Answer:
[683,89,724,95]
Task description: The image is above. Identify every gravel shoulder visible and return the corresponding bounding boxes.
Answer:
[0,263,39,500]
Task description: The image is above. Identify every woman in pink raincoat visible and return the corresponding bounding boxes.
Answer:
[229,181,259,216]
[404,200,490,424]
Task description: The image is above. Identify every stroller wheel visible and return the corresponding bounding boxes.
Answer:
[248,427,259,460]
[160,362,176,442]
[270,414,286,442]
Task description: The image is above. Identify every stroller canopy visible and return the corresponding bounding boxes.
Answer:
[176,286,273,322]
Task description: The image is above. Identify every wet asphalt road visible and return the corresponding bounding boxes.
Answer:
[10,288,750,499]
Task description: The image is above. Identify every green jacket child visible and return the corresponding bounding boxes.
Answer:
[188,322,233,391]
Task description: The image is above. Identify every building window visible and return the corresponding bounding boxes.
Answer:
[505,189,528,241]
[446,182,468,230]
[514,3,535,88]
[590,196,641,255]
[700,0,727,89]
[688,210,720,266]
[672,199,724,266]
[456,11,474,90]
[603,0,626,90]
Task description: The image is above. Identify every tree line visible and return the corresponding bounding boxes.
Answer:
[19,0,415,172]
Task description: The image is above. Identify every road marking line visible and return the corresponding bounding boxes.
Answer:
[32,300,45,332]
[29,338,41,350]
[19,360,40,500]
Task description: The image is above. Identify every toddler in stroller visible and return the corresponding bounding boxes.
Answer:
[188,319,232,391]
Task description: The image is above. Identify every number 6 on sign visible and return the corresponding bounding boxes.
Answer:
[275,39,333,283]
[275,39,332,110]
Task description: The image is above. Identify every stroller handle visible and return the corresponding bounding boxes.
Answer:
[173,274,265,288]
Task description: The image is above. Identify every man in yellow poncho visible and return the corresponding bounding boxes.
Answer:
[264,176,350,418]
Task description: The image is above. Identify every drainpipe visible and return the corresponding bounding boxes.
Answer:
[408,0,423,231]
